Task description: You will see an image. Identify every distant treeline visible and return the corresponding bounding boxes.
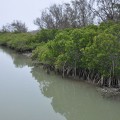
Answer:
[0,21,120,88]
[0,0,120,32]
[34,0,120,29]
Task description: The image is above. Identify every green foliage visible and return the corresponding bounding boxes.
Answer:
[32,21,120,79]
[35,29,58,43]
[0,21,120,82]
[0,33,37,52]
[83,33,120,76]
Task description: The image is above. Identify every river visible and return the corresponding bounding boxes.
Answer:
[0,46,120,120]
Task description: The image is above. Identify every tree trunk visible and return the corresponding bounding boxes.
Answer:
[118,79,120,88]
[108,77,112,87]
[100,76,104,86]
[74,60,77,78]
[62,63,65,78]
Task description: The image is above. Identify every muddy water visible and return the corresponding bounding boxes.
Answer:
[0,47,120,120]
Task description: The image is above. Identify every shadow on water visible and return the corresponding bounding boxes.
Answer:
[1,46,120,120]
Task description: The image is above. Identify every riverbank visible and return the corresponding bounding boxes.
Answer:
[1,45,120,98]
[22,52,120,98]
[0,21,120,88]
[22,52,32,58]
[23,51,120,98]
[97,87,120,98]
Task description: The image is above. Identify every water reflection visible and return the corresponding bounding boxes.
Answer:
[1,46,120,120]
[31,66,101,120]
[31,69,120,120]
[0,46,32,68]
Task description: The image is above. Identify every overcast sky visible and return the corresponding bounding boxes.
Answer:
[0,0,71,30]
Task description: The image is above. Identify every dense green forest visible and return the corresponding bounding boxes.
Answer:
[0,21,120,88]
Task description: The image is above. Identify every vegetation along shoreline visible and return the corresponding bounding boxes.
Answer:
[0,0,120,97]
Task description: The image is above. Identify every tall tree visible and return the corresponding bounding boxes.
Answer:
[34,0,94,29]
[0,24,12,33]
[89,0,120,22]
[0,20,28,33]
[11,20,28,33]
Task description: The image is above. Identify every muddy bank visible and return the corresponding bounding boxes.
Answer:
[22,52,32,58]
[97,87,120,99]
